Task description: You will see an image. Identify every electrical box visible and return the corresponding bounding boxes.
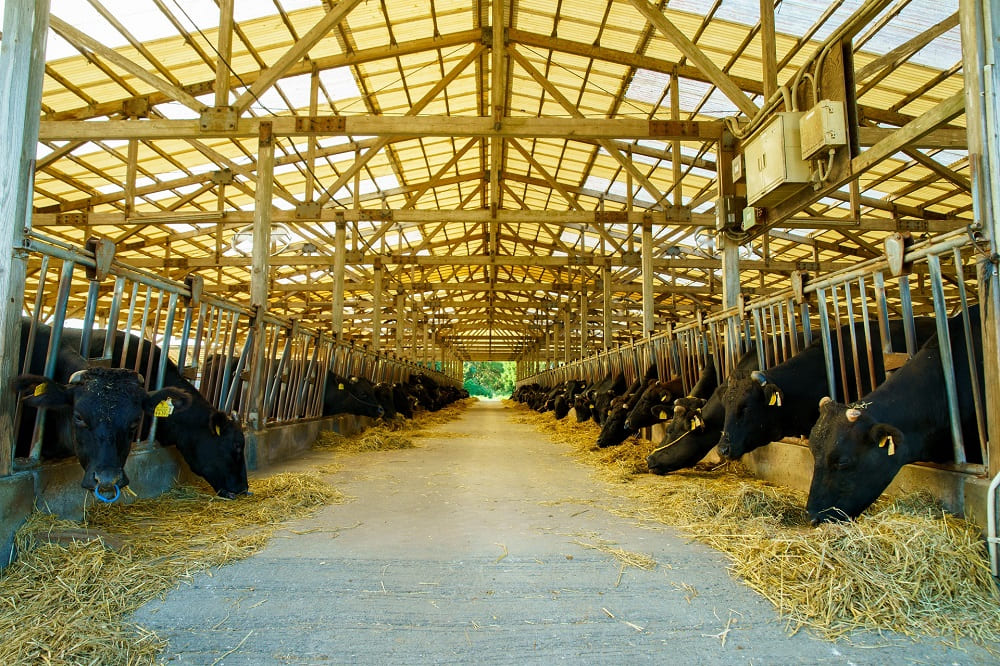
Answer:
[799,100,847,160]
[743,112,811,208]
[731,154,745,182]
[715,195,747,231]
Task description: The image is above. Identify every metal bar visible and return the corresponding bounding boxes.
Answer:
[899,275,918,356]
[953,247,988,462]
[815,286,838,401]
[79,280,100,357]
[927,254,966,464]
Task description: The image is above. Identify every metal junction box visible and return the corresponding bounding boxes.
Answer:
[743,112,810,208]
[799,100,847,160]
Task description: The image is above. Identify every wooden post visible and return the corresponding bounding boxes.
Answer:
[580,290,588,358]
[0,0,49,476]
[563,309,571,364]
[249,121,274,429]
[960,0,1000,477]
[372,264,382,352]
[641,219,655,337]
[603,265,612,352]
[251,123,274,308]
[214,0,234,107]
[395,293,405,354]
[331,216,347,339]
[722,239,741,310]
[759,0,778,100]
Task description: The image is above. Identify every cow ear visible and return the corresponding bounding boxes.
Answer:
[764,384,784,407]
[650,405,670,421]
[145,387,192,417]
[869,423,903,456]
[210,410,231,436]
[13,374,73,409]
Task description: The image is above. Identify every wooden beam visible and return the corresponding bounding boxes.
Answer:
[856,12,959,83]
[48,15,205,113]
[215,0,235,107]
[251,122,274,308]
[233,0,365,113]
[626,0,758,118]
[38,116,725,141]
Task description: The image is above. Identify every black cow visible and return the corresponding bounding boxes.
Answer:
[589,373,628,425]
[325,373,385,419]
[596,373,684,449]
[806,306,984,523]
[73,329,250,499]
[646,349,759,475]
[13,319,191,498]
[716,318,937,460]
[624,373,694,431]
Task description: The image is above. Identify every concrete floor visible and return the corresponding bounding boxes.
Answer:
[132,400,997,665]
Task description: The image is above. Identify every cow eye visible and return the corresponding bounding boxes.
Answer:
[72,413,87,428]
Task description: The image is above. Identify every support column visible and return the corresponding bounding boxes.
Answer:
[580,290,588,358]
[249,122,274,429]
[395,293,405,354]
[960,0,1000,477]
[0,0,50,476]
[602,265,612,352]
[214,0,234,107]
[563,309,571,364]
[641,219,655,337]
[372,264,382,352]
[331,216,347,339]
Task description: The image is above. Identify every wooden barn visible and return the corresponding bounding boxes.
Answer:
[1,0,999,662]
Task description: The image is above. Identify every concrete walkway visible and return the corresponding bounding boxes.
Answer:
[133,400,996,665]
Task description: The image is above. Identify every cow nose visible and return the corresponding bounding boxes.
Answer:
[624,419,632,429]
[377,406,385,417]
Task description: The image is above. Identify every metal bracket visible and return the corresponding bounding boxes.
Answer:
[295,201,322,219]
[84,237,116,282]
[185,274,204,306]
[790,270,809,304]
[56,212,87,226]
[621,250,641,266]
[210,168,234,185]
[884,232,912,277]
[895,218,928,233]
[122,96,150,118]
[199,106,238,132]
[294,116,347,133]
[795,261,820,272]
[359,209,393,222]
[594,211,627,224]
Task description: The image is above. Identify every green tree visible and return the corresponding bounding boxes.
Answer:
[463,361,516,398]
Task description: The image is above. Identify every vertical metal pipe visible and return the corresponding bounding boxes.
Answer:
[927,254,966,463]
[815,286,837,401]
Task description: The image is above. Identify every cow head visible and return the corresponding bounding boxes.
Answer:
[573,393,593,422]
[646,392,719,475]
[625,379,681,430]
[183,410,249,499]
[13,368,190,496]
[326,374,385,419]
[717,371,783,459]
[806,397,906,524]
[553,395,570,420]
[595,395,635,448]
[591,389,618,425]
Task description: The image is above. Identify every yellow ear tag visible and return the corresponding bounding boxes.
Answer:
[769,392,782,407]
[589,404,594,409]
[338,383,345,390]
[879,435,896,456]
[660,395,669,403]
[33,383,47,397]
[658,409,669,420]
[691,415,704,430]
[154,399,174,418]
[215,425,222,436]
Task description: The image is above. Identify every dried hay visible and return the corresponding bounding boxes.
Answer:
[314,427,417,453]
[0,473,345,665]
[315,397,475,453]
[507,400,1000,646]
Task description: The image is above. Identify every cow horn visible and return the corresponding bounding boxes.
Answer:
[846,408,862,422]
[750,370,767,386]
[69,370,87,384]
[819,396,833,408]
[673,404,685,415]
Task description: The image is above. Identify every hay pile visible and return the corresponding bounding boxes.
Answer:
[315,397,476,453]
[505,400,1000,646]
[0,473,344,665]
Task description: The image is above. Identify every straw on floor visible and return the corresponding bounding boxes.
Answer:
[0,473,345,666]
[505,400,1000,646]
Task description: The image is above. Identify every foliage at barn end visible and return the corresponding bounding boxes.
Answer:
[463,362,516,398]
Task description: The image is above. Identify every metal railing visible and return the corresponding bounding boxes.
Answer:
[3,231,461,476]
[518,228,989,472]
